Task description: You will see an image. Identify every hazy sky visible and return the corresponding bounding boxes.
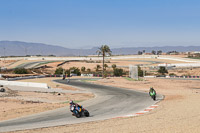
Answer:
[0,0,200,49]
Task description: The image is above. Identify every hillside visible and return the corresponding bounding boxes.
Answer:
[0,41,200,56]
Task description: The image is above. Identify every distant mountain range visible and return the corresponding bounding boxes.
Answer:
[0,41,200,56]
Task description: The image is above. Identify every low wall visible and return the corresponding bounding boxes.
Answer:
[7,75,46,81]
[158,63,200,67]
[0,80,48,88]
[81,74,94,77]
[144,76,156,78]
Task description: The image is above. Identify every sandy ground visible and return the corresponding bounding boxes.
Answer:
[1,55,200,132]
[43,56,200,75]
[0,60,18,68]
[48,57,188,70]
[0,77,94,121]
[4,77,200,133]
[3,55,189,68]
[168,67,200,76]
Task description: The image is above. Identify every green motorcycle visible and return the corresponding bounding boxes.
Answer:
[149,88,156,101]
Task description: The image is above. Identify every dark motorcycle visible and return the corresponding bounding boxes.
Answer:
[70,105,90,118]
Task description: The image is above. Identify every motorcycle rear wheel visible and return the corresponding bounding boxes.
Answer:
[84,110,90,117]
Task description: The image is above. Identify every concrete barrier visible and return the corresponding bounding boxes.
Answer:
[144,76,156,78]
[7,75,46,81]
[0,80,48,88]
[158,63,200,67]
[81,74,94,77]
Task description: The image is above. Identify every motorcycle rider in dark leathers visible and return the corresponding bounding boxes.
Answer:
[69,100,82,115]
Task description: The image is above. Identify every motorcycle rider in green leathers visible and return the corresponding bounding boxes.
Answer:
[149,87,156,100]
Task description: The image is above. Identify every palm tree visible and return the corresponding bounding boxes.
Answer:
[87,68,91,73]
[151,50,156,55]
[96,45,112,78]
[81,66,86,72]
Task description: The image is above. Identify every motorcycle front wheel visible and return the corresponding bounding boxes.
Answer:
[152,95,156,101]
[75,113,81,118]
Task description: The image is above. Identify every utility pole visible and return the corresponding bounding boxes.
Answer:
[142,66,146,81]
[143,67,145,81]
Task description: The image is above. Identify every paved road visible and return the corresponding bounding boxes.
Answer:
[15,61,56,69]
[0,79,163,132]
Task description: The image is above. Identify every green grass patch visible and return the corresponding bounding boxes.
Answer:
[15,61,59,69]
[124,77,144,81]
[14,63,27,68]
[187,57,200,60]
[34,61,59,67]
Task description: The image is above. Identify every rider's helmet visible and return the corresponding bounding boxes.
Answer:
[69,100,74,104]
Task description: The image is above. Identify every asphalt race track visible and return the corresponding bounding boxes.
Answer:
[0,79,163,132]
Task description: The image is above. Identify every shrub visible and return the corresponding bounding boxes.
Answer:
[81,66,86,72]
[104,64,108,70]
[14,68,28,74]
[96,61,101,63]
[70,67,81,76]
[112,64,117,70]
[169,73,176,76]
[87,68,91,73]
[158,66,168,75]
[95,65,101,72]
[65,69,70,77]
[138,66,144,77]
[114,68,124,76]
[54,67,64,75]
